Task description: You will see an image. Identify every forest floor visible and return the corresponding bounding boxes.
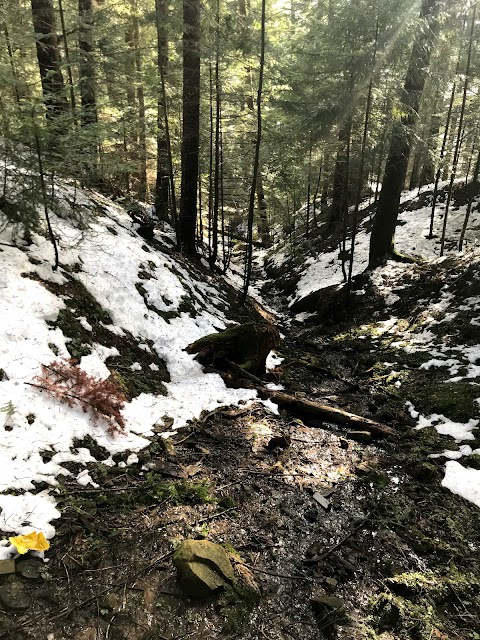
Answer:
[1,252,479,640]
[1,180,479,640]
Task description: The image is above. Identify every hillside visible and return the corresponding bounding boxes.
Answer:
[0,179,479,640]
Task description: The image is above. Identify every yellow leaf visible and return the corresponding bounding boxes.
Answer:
[9,531,50,555]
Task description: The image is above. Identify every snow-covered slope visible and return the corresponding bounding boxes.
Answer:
[0,184,258,557]
[265,182,480,307]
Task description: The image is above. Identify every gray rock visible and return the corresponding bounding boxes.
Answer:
[16,558,44,580]
[310,592,344,615]
[0,576,30,611]
[173,539,234,597]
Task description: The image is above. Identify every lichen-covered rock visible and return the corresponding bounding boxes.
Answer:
[173,539,234,597]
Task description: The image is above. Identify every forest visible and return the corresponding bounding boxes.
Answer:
[0,0,480,639]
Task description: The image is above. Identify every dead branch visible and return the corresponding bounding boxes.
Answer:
[258,388,394,438]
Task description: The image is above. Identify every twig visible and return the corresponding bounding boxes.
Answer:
[235,561,311,581]
[314,513,371,564]
[105,614,116,640]
[193,508,235,526]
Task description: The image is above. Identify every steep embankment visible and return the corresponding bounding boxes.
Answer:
[0,183,262,556]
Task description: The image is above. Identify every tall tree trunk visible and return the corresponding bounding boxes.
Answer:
[348,17,378,290]
[78,0,97,126]
[210,0,221,269]
[131,0,147,200]
[369,0,440,266]
[58,0,76,123]
[242,0,265,302]
[155,0,170,223]
[78,0,98,183]
[31,0,69,128]
[420,104,440,186]
[429,79,457,237]
[179,0,200,255]
[440,2,476,256]
[330,122,351,230]
[239,0,270,247]
[2,22,21,105]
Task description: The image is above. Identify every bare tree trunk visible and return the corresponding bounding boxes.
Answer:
[348,17,378,290]
[210,0,221,269]
[2,22,20,105]
[78,0,98,184]
[440,3,476,256]
[242,0,265,301]
[369,0,440,266]
[159,58,179,244]
[130,0,147,200]
[179,0,200,255]
[31,0,69,129]
[155,0,170,222]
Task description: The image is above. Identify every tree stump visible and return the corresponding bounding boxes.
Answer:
[186,321,279,375]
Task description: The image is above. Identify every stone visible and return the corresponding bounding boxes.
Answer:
[310,592,344,615]
[347,430,372,443]
[339,438,349,450]
[0,559,15,575]
[325,577,338,591]
[16,557,44,579]
[0,576,30,611]
[173,539,234,598]
[99,593,120,611]
[312,492,331,510]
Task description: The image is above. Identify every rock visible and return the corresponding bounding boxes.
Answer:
[339,437,349,450]
[16,557,44,579]
[310,592,345,615]
[0,576,30,611]
[186,321,280,375]
[347,430,372,443]
[325,577,338,591]
[173,539,234,597]
[0,559,15,575]
[312,492,331,510]
[100,592,120,611]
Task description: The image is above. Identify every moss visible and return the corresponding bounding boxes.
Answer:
[371,592,436,639]
[186,321,279,374]
[221,583,260,634]
[142,476,215,505]
[401,373,479,423]
[53,308,93,358]
[466,453,480,470]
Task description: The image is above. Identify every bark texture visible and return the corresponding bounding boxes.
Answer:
[179,0,201,255]
[31,0,69,124]
[369,0,440,266]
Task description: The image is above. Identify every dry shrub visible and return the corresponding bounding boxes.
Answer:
[34,358,127,435]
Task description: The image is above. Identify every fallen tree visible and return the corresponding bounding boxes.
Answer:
[257,388,394,438]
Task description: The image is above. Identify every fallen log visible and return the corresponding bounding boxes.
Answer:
[258,388,394,438]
